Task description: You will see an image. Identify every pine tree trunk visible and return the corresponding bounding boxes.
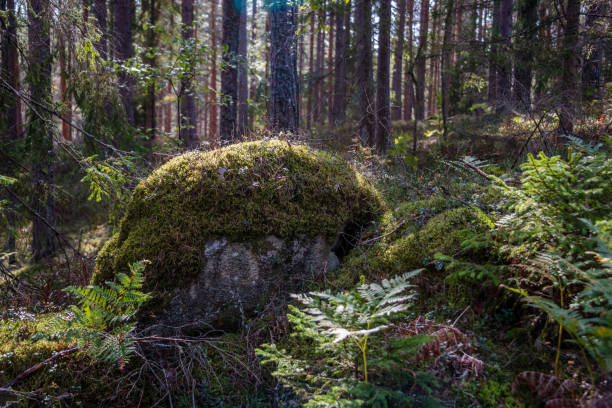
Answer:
[487,0,500,104]
[496,0,512,111]
[314,4,325,122]
[59,34,72,141]
[1,0,18,263]
[403,0,414,120]
[237,0,248,136]
[355,0,375,145]
[220,0,240,141]
[307,12,314,128]
[512,0,537,111]
[441,0,454,140]
[28,0,56,261]
[375,0,391,153]
[559,0,579,131]
[415,0,429,120]
[332,2,347,124]
[209,0,218,142]
[268,0,299,132]
[391,0,406,121]
[327,9,334,125]
[180,0,197,147]
[248,0,258,130]
[144,0,158,137]
[114,0,134,124]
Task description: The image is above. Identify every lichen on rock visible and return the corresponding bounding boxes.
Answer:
[92,139,383,328]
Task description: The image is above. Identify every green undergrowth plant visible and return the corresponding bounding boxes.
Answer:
[257,270,442,407]
[37,260,150,365]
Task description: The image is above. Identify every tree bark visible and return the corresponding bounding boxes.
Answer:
[558,0,579,131]
[28,0,57,261]
[487,0,500,104]
[355,0,375,145]
[248,0,258,130]
[237,0,248,136]
[375,0,392,153]
[114,0,134,124]
[441,0,454,140]
[58,34,72,141]
[209,0,218,142]
[144,0,158,137]
[268,0,299,132]
[496,0,512,112]
[220,0,240,141]
[512,0,538,111]
[415,0,429,120]
[391,0,406,121]
[403,0,414,120]
[180,0,197,147]
[314,3,325,122]
[332,2,348,124]
[1,0,18,263]
[327,9,334,125]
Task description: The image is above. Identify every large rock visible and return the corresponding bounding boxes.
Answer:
[93,140,382,329]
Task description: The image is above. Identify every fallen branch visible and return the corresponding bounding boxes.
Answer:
[0,346,78,392]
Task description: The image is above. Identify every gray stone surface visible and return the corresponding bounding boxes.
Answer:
[158,235,339,331]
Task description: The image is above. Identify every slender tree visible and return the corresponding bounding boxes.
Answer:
[441,0,455,139]
[327,8,334,125]
[512,0,537,111]
[355,0,375,145]
[144,0,159,136]
[314,3,325,122]
[114,0,134,124]
[93,0,108,59]
[0,0,19,263]
[559,0,579,131]
[248,0,258,130]
[403,0,414,121]
[28,0,56,260]
[496,0,512,111]
[180,0,197,147]
[391,0,406,120]
[268,0,299,132]
[331,1,348,124]
[307,11,315,128]
[375,0,392,153]
[220,0,240,141]
[237,0,248,136]
[209,0,218,141]
[415,0,429,120]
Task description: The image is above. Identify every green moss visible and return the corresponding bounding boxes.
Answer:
[93,140,383,293]
[332,207,489,287]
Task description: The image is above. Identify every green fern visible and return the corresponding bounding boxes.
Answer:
[38,261,150,365]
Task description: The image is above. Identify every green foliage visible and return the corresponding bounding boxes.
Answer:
[93,140,383,294]
[38,261,150,365]
[257,271,436,407]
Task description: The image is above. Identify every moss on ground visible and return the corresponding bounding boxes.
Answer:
[93,139,383,293]
[332,206,490,287]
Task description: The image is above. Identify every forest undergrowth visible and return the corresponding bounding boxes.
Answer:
[1,112,611,407]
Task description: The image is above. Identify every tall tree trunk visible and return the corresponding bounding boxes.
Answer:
[1,0,18,263]
[237,0,248,136]
[268,0,299,132]
[332,2,348,124]
[314,3,325,122]
[307,12,314,128]
[415,0,429,120]
[355,0,375,145]
[327,9,334,125]
[496,0,512,111]
[144,0,158,137]
[248,0,258,130]
[391,0,406,121]
[58,34,72,141]
[180,0,197,147]
[582,0,604,101]
[559,0,579,131]
[114,0,134,124]
[487,0,500,104]
[512,0,538,111]
[403,0,414,120]
[428,0,440,116]
[209,0,218,142]
[220,0,240,141]
[28,0,56,261]
[94,0,107,59]
[441,0,454,140]
[375,0,392,153]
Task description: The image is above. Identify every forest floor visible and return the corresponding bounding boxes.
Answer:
[0,111,610,407]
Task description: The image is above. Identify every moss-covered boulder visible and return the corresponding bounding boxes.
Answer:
[93,140,383,328]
